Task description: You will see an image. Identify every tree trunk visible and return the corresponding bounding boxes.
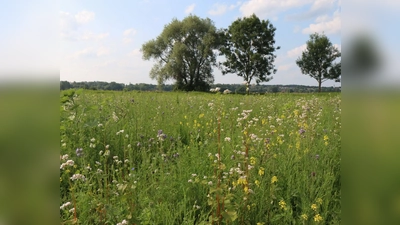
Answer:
[318,79,322,93]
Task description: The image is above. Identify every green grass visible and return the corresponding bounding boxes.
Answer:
[60,90,341,225]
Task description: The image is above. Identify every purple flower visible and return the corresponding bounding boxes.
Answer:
[299,128,306,135]
[157,130,167,140]
[76,148,83,157]
[173,153,180,158]
[131,167,135,171]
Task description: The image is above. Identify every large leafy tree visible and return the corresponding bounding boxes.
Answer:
[141,15,220,91]
[219,14,279,94]
[296,33,341,92]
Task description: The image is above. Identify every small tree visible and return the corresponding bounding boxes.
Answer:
[296,33,341,92]
[219,14,279,94]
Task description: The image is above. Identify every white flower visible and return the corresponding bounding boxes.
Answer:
[117,219,128,225]
[188,179,193,183]
[61,154,69,160]
[90,138,96,142]
[224,137,231,142]
[191,174,197,177]
[69,208,75,213]
[208,181,213,186]
[112,112,119,122]
[105,145,110,149]
[98,123,103,127]
[223,89,231,94]
[60,202,71,210]
[60,159,74,170]
[70,174,86,182]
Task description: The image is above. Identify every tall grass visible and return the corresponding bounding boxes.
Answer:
[60,90,341,224]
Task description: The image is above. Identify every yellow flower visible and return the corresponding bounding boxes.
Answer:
[271,176,278,184]
[324,141,328,146]
[323,135,329,141]
[199,113,204,118]
[237,177,248,185]
[258,167,265,176]
[257,223,264,225]
[255,180,260,187]
[244,186,249,194]
[311,204,317,211]
[316,198,323,205]
[250,157,256,165]
[301,214,308,221]
[314,214,323,222]
[296,141,300,150]
[279,200,287,210]
[247,204,250,210]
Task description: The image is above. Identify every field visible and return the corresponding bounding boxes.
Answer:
[60,90,341,225]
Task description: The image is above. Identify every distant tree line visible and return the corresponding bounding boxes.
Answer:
[60,81,340,93]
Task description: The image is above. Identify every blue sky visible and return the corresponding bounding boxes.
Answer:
[60,0,342,87]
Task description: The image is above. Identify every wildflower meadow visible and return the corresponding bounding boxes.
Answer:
[60,90,341,224]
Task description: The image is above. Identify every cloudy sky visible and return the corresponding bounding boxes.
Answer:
[60,0,342,86]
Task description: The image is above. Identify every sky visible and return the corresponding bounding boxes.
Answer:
[59,0,342,87]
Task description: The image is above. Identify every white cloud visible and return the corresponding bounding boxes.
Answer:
[69,47,111,59]
[81,32,109,41]
[315,14,330,23]
[229,1,242,10]
[209,3,228,16]
[96,47,111,56]
[287,44,307,58]
[124,28,137,36]
[75,10,95,24]
[123,28,137,44]
[302,10,340,34]
[185,4,196,14]
[278,64,293,71]
[60,10,106,41]
[127,49,141,57]
[286,0,339,21]
[310,0,336,12]
[240,0,313,18]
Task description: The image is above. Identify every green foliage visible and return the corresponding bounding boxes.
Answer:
[141,15,220,91]
[219,14,279,90]
[296,33,341,92]
[60,91,341,224]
